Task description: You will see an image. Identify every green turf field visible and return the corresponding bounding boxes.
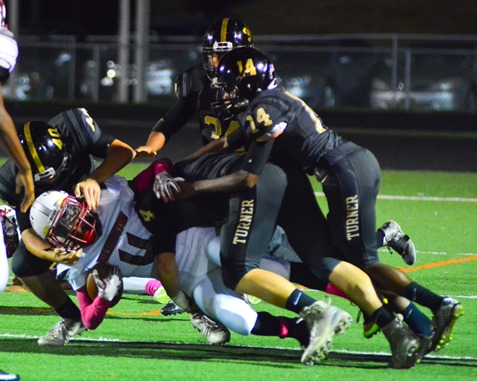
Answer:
[1,164,476,380]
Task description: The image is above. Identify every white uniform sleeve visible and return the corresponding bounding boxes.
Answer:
[0,27,18,73]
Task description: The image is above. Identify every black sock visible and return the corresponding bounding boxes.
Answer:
[252,312,309,346]
[402,303,433,337]
[251,311,279,336]
[404,282,444,311]
[54,298,81,321]
[370,306,395,328]
[376,230,385,248]
[285,289,317,314]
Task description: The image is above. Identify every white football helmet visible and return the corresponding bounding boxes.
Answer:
[30,191,98,250]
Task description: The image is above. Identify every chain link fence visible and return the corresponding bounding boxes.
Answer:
[4,34,477,112]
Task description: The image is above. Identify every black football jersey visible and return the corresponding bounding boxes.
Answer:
[129,171,228,253]
[0,108,115,230]
[152,64,240,145]
[227,88,344,175]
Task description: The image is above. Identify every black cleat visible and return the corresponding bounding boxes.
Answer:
[161,300,184,316]
[0,370,21,381]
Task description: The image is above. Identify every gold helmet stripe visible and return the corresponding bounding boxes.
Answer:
[220,18,230,42]
[23,121,46,173]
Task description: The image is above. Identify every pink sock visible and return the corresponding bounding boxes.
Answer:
[326,283,349,300]
[145,279,163,296]
[277,317,289,339]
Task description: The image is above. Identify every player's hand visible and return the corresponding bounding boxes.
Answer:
[153,171,185,203]
[93,265,122,302]
[135,146,157,159]
[15,169,35,213]
[51,247,83,265]
[74,178,101,211]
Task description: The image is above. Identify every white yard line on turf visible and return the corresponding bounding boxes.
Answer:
[0,333,475,361]
[314,192,477,203]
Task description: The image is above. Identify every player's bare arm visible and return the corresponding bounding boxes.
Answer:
[21,228,82,265]
[135,130,166,158]
[74,139,135,211]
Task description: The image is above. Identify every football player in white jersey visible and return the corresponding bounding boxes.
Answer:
[27,176,348,349]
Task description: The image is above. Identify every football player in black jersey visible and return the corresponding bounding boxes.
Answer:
[175,47,463,366]
[135,17,253,157]
[0,108,135,346]
[137,17,421,366]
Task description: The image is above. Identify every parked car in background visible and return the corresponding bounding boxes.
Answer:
[370,37,477,112]
[370,53,477,112]
[5,34,477,113]
[265,39,388,110]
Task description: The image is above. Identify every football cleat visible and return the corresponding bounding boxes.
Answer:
[299,301,352,365]
[379,220,416,265]
[190,311,231,345]
[160,300,184,316]
[37,318,85,346]
[0,370,21,381]
[429,297,463,352]
[416,334,434,362]
[381,317,420,369]
[363,320,381,339]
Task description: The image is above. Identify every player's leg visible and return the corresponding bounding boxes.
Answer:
[11,242,85,346]
[220,163,352,365]
[194,268,310,348]
[317,143,421,367]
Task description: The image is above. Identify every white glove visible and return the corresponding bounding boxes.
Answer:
[93,266,122,302]
[0,27,18,75]
[153,171,185,203]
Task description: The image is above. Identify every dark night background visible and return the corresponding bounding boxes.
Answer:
[5,0,477,37]
[3,0,477,172]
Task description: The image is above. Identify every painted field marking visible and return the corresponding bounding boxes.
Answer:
[0,333,475,362]
[400,255,477,273]
[315,192,477,203]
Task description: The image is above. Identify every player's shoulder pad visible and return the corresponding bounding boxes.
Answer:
[73,108,99,132]
[175,64,206,101]
[50,108,99,134]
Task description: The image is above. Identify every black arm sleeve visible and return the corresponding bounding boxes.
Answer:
[151,99,197,141]
[240,140,275,175]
